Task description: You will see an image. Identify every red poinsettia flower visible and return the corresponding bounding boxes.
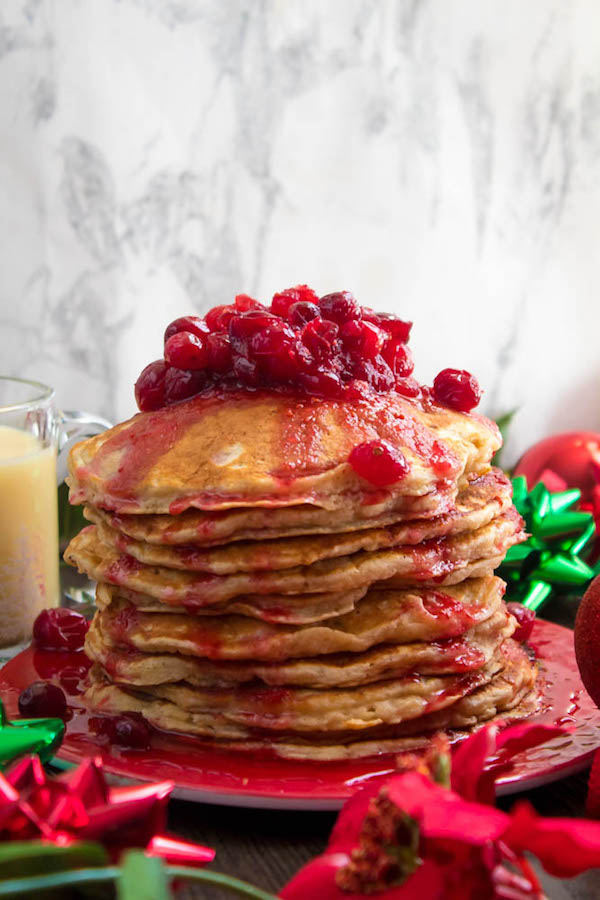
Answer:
[281,722,600,900]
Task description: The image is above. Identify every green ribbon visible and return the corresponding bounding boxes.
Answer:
[499,476,600,612]
[0,701,64,769]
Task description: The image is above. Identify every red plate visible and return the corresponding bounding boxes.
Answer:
[0,619,598,809]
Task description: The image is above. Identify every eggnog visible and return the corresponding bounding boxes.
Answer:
[0,425,59,646]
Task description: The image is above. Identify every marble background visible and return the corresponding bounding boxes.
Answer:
[1,0,599,463]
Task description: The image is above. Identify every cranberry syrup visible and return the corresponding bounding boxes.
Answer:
[134,286,481,414]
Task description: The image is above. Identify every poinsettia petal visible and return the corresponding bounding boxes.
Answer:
[495,723,569,757]
[503,801,600,877]
[451,724,499,802]
[327,780,384,852]
[386,773,509,844]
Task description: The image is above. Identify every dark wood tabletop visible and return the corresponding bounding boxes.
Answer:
[163,593,599,899]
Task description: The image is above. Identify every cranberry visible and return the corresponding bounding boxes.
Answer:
[395,376,421,398]
[206,333,233,373]
[349,440,410,487]
[319,291,360,324]
[363,311,412,343]
[234,293,263,312]
[134,360,168,412]
[229,311,278,356]
[164,331,208,371]
[248,322,297,380]
[18,681,67,719]
[298,368,343,398]
[288,301,320,328]
[33,608,89,652]
[300,318,339,362]
[205,304,235,333]
[233,355,260,386]
[164,367,208,405]
[382,338,414,376]
[271,285,319,318]
[507,603,536,643]
[164,315,209,344]
[340,320,385,359]
[433,368,482,413]
[108,713,152,749]
[352,356,395,392]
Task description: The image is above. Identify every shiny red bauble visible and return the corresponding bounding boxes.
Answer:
[514,432,600,501]
[575,576,600,709]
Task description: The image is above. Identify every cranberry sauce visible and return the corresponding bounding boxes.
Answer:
[133,286,480,413]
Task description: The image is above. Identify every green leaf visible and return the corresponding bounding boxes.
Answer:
[117,851,170,900]
[0,841,108,880]
[491,407,519,470]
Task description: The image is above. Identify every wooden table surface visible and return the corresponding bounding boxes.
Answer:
[163,594,599,899]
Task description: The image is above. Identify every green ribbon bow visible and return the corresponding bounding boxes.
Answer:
[0,700,64,769]
[499,476,600,612]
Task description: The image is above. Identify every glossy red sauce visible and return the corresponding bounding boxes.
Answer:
[421,590,480,634]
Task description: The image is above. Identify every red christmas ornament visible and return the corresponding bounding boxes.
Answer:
[575,576,600,711]
[0,755,214,866]
[514,432,600,502]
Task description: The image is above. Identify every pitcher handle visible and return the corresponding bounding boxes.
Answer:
[56,409,112,484]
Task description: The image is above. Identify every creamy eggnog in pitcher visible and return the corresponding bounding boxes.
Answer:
[0,425,59,645]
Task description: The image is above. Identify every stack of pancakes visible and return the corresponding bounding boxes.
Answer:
[65,390,538,760]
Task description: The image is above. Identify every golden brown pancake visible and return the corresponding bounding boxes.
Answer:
[67,390,501,515]
[84,640,537,758]
[89,577,506,662]
[95,583,366,624]
[87,471,513,574]
[85,606,515,688]
[64,511,523,608]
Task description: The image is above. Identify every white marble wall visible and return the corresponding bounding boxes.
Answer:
[1,0,599,463]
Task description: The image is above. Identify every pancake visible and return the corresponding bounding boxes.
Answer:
[85,606,515,688]
[64,511,523,607]
[88,471,513,574]
[84,641,538,758]
[95,583,366,624]
[89,577,506,662]
[67,389,501,515]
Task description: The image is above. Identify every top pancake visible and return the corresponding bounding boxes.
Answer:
[67,389,501,515]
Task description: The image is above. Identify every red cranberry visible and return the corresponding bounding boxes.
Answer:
[248,323,297,380]
[507,603,536,643]
[164,367,208,405]
[319,291,360,324]
[229,311,278,356]
[395,376,421,398]
[164,331,208,370]
[382,338,414,376]
[352,357,395,392]
[206,333,233,373]
[300,318,339,361]
[349,440,410,487]
[234,293,263,312]
[18,681,67,719]
[108,713,152,749]
[33,608,89,652]
[288,301,320,328]
[205,304,235,333]
[271,285,319,318]
[363,311,412,343]
[298,368,343,398]
[134,360,168,412]
[233,354,260,386]
[340,320,385,359]
[164,315,209,344]
[433,368,482,412]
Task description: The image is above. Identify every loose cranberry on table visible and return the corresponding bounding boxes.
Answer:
[108,713,152,750]
[432,368,482,413]
[18,681,67,719]
[33,608,89,652]
[506,602,536,643]
[349,440,410,487]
